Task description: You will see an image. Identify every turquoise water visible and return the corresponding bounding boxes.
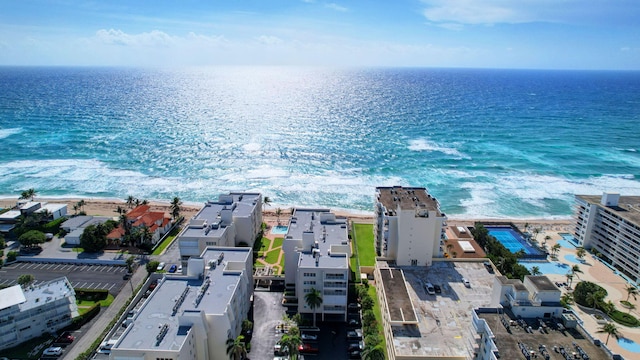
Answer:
[618,337,640,353]
[519,261,570,275]
[563,254,584,264]
[271,226,289,235]
[1,67,639,217]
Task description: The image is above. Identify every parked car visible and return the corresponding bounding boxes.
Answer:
[157,262,166,271]
[55,332,75,344]
[298,343,320,353]
[348,340,365,351]
[424,282,435,295]
[348,317,361,327]
[301,333,318,341]
[347,329,363,340]
[349,350,362,359]
[168,264,177,273]
[122,273,132,280]
[462,278,471,288]
[484,261,494,273]
[434,284,442,293]
[43,347,63,356]
[348,303,361,310]
[177,264,183,272]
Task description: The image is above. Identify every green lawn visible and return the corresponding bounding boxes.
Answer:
[354,223,375,266]
[265,248,281,264]
[257,237,272,252]
[76,294,115,315]
[273,237,284,249]
[152,227,182,255]
[368,285,387,358]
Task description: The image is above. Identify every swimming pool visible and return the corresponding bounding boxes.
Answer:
[271,225,289,235]
[519,260,570,275]
[487,226,546,258]
[618,337,640,353]
[557,233,578,248]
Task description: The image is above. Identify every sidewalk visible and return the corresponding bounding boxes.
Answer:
[62,265,147,360]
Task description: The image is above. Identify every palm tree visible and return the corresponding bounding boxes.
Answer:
[576,247,587,261]
[19,188,36,201]
[126,195,135,209]
[560,293,574,308]
[362,344,386,360]
[625,284,639,302]
[446,243,454,255]
[73,204,79,215]
[533,227,541,241]
[275,207,283,225]
[552,243,561,259]
[263,196,272,210]
[280,333,301,360]
[597,322,620,345]
[571,264,582,280]
[225,335,247,360]
[627,303,636,314]
[566,273,574,288]
[114,205,126,215]
[304,288,323,327]
[543,235,551,246]
[170,196,182,219]
[586,291,605,309]
[523,222,529,233]
[530,266,541,276]
[77,199,86,213]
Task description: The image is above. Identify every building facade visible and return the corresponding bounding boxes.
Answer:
[574,193,640,283]
[375,186,447,266]
[110,247,253,360]
[0,277,79,351]
[178,193,263,258]
[282,208,350,322]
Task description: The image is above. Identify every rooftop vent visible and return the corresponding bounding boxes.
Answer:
[155,323,170,346]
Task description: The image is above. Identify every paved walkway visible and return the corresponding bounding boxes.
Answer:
[255,221,286,274]
[62,264,147,360]
[540,231,640,359]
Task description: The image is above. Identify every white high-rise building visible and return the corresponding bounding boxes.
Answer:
[574,193,640,283]
[110,247,253,360]
[0,277,79,351]
[375,186,447,266]
[282,209,351,322]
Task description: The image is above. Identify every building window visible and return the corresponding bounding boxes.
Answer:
[303,272,316,277]
[303,281,316,285]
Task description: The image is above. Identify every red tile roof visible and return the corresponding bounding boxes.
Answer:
[107,227,125,240]
[127,205,151,220]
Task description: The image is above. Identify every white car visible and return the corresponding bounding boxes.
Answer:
[157,262,166,271]
[177,264,183,272]
[462,278,471,288]
[43,347,63,356]
[424,282,435,295]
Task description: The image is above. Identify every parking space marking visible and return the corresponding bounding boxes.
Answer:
[108,283,115,291]
[79,282,88,288]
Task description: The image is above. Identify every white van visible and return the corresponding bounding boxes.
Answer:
[424,282,436,295]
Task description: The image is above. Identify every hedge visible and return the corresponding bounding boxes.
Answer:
[609,310,640,327]
[72,303,100,327]
[75,288,109,301]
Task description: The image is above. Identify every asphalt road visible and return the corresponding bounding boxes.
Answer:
[0,262,129,295]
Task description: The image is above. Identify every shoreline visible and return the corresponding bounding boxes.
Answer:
[0,196,573,228]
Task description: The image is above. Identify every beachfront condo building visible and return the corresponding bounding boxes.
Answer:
[282,208,351,322]
[178,192,262,258]
[573,192,640,283]
[374,186,447,266]
[109,247,253,360]
[0,277,79,351]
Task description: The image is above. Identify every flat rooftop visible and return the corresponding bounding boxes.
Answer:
[288,208,350,269]
[116,248,250,351]
[21,277,74,311]
[376,186,441,215]
[382,261,495,358]
[577,194,640,226]
[379,268,416,323]
[479,312,609,360]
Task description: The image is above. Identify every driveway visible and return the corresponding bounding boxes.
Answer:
[251,291,287,360]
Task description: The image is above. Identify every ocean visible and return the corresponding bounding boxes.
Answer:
[0,67,639,219]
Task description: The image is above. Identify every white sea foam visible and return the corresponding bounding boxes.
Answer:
[0,127,22,139]
[408,138,469,159]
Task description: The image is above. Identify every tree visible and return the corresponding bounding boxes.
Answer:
[574,281,608,307]
[627,303,636,314]
[446,243,453,255]
[7,251,18,262]
[576,247,587,261]
[543,235,551,246]
[552,243,561,258]
[586,291,606,309]
[275,208,283,225]
[361,295,375,311]
[170,196,182,219]
[146,260,160,274]
[225,335,247,360]
[560,293,574,308]
[523,222,529,233]
[625,284,639,302]
[80,223,110,253]
[304,288,323,327]
[280,333,301,360]
[126,256,135,273]
[597,322,620,345]
[73,204,79,215]
[19,188,36,201]
[530,266,541,276]
[532,227,541,241]
[362,344,386,360]
[19,230,46,248]
[263,196,271,210]
[77,199,86,213]
[115,205,126,215]
[571,264,582,279]
[17,274,35,287]
[126,195,135,209]
[566,273,574,289]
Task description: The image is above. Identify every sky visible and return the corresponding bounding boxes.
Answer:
[0,0,638,69]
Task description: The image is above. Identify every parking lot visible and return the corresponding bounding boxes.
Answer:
[0,262,129,295]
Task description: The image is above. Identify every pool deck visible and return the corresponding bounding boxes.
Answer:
[536,230,640,359]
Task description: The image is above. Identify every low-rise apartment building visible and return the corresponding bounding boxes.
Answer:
[375,186,447,266]
[283,208,350,322]
[178,193,262,258]
[574,192,640,283]
[110,247,253,360]
[0,277,79,351]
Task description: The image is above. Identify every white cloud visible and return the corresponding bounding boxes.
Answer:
[422,0,519,26]
[256,35,284,45]
[95,29,177,46]
[325,3,348,12]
